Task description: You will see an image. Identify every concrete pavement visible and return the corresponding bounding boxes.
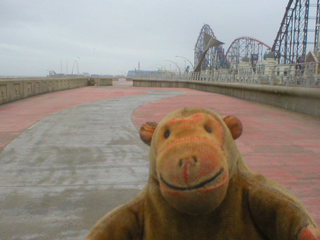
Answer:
[0,78,319,239]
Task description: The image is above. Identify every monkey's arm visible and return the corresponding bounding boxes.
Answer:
[248,185,319,240]
[84,198,144,240]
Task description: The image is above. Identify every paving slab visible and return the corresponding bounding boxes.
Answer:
[0,78,319,239]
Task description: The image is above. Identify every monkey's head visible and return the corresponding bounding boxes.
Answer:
[140,107,242,215]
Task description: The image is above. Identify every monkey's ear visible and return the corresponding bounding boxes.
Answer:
[140,121,158,146]
[223,116,243,140]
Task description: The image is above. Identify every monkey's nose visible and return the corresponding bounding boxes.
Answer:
[179,157,198,184]
[179,157,198,167]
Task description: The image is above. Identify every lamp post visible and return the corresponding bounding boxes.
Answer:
[175,55,194,71]
[165,60,181,76]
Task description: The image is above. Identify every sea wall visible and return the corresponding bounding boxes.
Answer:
[133,79,320,118]
[0,77,113,105]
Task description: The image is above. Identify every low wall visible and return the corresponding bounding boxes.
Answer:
[0,77,113,105]
[93,77,114,86]
[133,79,320,118]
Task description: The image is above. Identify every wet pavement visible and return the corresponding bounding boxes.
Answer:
[0,79,319,239]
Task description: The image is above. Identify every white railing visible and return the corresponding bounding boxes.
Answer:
[133,62,320,88]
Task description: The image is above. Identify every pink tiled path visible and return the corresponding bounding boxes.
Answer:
[131,87,320,226]
[0,86,147,151]
[0,80,319,226]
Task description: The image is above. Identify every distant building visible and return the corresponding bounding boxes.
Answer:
[305,51,320,75]
[47,70,65,77]
[127,70,155,77]
[127,70,174,78]
[237,56,252,75]
[257,51,278,75]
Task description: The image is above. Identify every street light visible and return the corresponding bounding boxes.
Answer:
[165,60,181,76]
[175,55,194,71]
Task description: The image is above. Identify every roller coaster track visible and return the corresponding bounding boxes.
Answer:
[194,25,272,70]
[225,37,272,67]
[194,0,320,70]
[272,0,319,63]
[194,24,228,71]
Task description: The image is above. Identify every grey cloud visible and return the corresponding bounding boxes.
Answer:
[0,0,289,76]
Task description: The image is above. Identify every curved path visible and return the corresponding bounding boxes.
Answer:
[0,79,319,239]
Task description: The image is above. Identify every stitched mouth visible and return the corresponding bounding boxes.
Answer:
[160,168,224,191]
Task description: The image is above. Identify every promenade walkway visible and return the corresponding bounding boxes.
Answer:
[0,79,319,239]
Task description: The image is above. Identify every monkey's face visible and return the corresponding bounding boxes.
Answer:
[140,108,242,215]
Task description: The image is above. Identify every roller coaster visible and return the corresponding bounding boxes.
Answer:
[194,0,320,71]
[194,24,229,71]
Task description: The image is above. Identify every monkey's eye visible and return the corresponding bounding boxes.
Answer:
[164,129,171,138]
[204,125,212,133]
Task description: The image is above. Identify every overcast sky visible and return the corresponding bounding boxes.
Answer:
[0,0,290,76]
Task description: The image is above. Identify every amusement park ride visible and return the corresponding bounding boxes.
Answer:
[194,0,320,72]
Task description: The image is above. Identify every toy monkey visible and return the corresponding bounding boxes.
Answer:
[85,107,319,240]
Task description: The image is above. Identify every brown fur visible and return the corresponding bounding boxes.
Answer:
[85,107,319,240]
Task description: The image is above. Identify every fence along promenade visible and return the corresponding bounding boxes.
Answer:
[134,62,320,88]
[132,62,320,118]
